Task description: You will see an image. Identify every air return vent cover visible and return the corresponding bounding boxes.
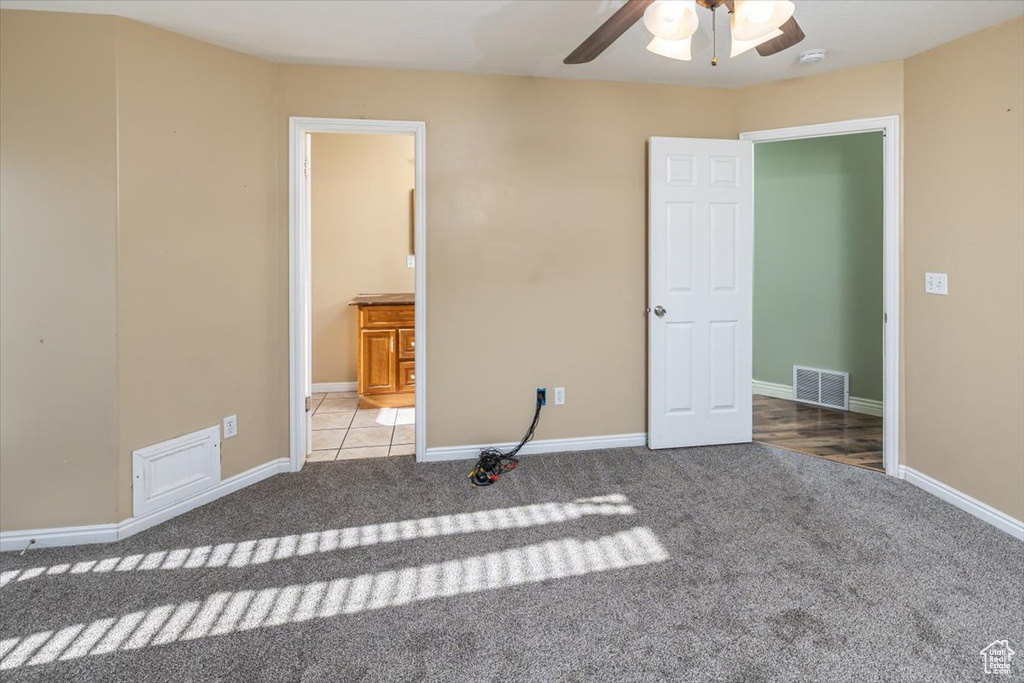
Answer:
[133,425,221,518]
[792,365,849,410]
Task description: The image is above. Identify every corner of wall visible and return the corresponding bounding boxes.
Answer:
[110,15,283,523]
[0,9,121,531]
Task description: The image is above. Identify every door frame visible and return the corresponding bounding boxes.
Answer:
[288,117,427,471]
[740,115,900,477]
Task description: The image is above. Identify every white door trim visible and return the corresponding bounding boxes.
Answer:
[740,115,900,477]
[289,117,427,471]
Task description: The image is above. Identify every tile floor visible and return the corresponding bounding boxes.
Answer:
[306,392,415,462]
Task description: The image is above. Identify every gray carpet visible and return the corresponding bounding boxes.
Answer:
[1,443,1021,682]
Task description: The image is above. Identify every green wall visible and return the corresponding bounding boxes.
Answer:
[753,132,883,401]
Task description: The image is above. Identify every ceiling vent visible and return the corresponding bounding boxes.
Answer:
[793,365,849,411]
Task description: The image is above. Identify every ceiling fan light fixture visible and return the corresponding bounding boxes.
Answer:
[731,0,794,42]
[647,36,693,61]
[729,18,782,57]
[643,0,699,41]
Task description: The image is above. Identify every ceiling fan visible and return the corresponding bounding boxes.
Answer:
[565,0,805,66]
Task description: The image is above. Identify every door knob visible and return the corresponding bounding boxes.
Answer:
[654,305,667,317]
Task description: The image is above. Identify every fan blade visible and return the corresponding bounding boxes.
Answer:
[564,0,654,65]
[755,17,805,57]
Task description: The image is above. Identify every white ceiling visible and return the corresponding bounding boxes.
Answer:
[3,0,1022,88]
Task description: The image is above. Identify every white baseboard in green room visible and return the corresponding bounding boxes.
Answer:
[752,380,883,417]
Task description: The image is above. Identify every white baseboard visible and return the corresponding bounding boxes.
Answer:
[0,457,290,553]
[752,379,883,417]
[848,396,884,417]
[423,433,647,463]
[0,522,121,552]
[119,457,289,539]
[7,442,1016,555]
[751,379,792,400]
[899,465,1024,541]
[312,382,357,393]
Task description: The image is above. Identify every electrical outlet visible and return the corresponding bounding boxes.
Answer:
[406,254,415,269]
[925,272,948,295]
[223,415,238,439]
[554,387,565,405]
[536,388,546,406]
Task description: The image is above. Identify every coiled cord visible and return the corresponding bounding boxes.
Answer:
[468,398,543,486]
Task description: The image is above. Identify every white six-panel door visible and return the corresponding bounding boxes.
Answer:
[648,137,753,449]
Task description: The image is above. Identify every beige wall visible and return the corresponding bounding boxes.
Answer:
[736,61,904,132]
[0,11,120,530]
[280,66,738,447]
[1,9,1021,531]
[0,11,284,530]
[903,18,1024,520]
[113,18,283,520]
[311,133,415,384]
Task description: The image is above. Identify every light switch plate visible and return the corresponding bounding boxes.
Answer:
[406,255,415,269]
[223,415,238,439]
[925,272,948,295]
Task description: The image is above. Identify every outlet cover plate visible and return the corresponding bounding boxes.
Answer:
[223,415,238,439]
[554,387,565,405]
[925,272,948,295]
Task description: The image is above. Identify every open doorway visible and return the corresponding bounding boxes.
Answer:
[742,117,899,475]
[308,132,416,461]
[289,118,426,470]
[750,132,883,471]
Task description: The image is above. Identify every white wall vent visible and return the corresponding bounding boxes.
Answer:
[133,425,222,518]
[792,365,849,411]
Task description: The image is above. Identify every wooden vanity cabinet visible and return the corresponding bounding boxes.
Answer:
[351,297,415,397]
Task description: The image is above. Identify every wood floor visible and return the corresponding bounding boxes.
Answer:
[753,395,884,472]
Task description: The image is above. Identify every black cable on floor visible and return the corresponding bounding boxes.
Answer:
[468,396,543,487]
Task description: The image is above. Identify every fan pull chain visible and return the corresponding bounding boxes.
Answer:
[711,6,718,66]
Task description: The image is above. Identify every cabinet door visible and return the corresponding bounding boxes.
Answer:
[361,330,396,395]
[397,361,416,393]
